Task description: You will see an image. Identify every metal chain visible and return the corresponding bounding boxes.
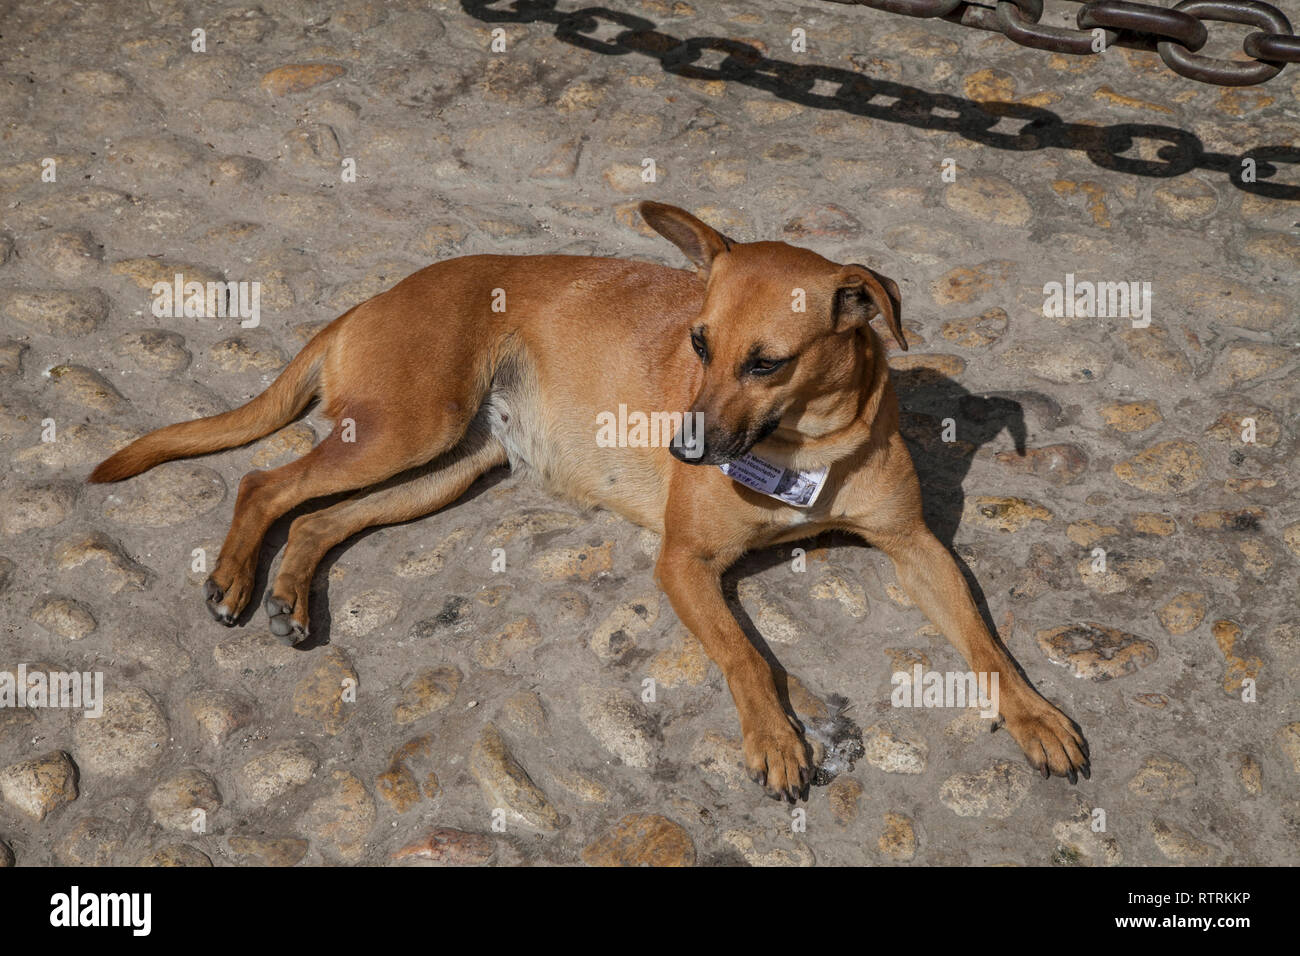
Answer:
[823,0,1299,85]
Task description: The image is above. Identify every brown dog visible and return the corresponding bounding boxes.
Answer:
[90,201,1088,800]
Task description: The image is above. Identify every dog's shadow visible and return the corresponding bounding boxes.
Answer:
[725,368,1035,711]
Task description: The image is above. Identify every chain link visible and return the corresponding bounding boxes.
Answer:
[825,0,1298,84]
[996,0,1118,53]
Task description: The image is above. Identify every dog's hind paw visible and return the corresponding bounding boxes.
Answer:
[204,577,237,627]
[264,593,308,646]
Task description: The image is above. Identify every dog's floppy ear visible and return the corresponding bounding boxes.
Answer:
[834,265,906,352]
[639,201,732,275]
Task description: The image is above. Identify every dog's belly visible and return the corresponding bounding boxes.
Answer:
[480,362,669,533]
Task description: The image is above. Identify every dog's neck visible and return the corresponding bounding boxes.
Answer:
[750,328,892,472]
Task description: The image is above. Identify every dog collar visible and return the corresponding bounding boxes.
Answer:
[719,453,829,509]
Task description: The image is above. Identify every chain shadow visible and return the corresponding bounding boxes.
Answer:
[461,0,1299,200]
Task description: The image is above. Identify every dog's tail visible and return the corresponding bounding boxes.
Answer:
[89,325,335,483]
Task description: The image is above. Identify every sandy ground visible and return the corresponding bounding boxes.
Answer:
[0,0,1298,866]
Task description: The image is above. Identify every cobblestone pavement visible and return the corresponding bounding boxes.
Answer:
[0,0,1297,867]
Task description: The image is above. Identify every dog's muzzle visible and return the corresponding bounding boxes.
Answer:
[672,417,777,466]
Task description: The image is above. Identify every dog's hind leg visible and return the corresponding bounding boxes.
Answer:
[204,388,486,625]
[264,429,507,642]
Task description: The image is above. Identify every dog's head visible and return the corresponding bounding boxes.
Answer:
[641,201,904,466]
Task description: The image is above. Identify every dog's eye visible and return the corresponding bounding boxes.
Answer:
[690,331,709,362]
[749,357,788,377]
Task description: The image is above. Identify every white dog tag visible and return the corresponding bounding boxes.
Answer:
[719,453,829,508]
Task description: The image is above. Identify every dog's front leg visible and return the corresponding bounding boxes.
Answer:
[870,522,1090,782]
[656,542,812,801]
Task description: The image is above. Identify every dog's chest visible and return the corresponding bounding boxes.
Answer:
[757,502,839,546]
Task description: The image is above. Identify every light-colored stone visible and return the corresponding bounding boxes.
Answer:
[468,724,565,831]
[0,751,78,820]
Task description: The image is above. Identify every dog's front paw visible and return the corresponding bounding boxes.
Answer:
[742,715,813,803]
[1001,697,1090,783]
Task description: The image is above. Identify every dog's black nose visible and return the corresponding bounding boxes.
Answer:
[670,438,707,464]
[670,420,708,463]
[673,433,748,467]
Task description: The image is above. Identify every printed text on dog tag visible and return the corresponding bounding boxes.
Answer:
[719,453,829,508]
